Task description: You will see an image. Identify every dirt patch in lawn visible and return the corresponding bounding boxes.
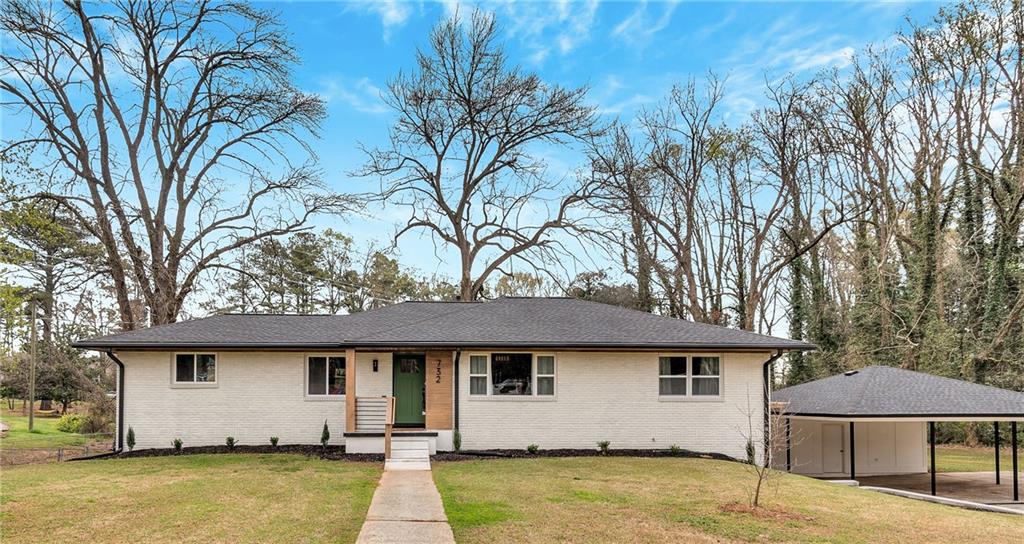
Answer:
[115,444,383,462]
[434,447,738,462]
[719,501,816,522]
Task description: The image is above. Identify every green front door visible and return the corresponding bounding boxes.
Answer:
[393,354,426,426]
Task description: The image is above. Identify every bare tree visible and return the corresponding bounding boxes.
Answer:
[360,10,599,301]
[1,0,352,328]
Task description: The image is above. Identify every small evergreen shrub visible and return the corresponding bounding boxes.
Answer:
[527,444,539,454]
[225,436,236,450]
[745,439,755,464]
[669,444,681,455]
[270,436,279,447]
[126,426,136,451]
[452,429,462,453]
[320,420,330,451]
[597,440,611,455]
[172,438,183,453]
[56,413,86,433]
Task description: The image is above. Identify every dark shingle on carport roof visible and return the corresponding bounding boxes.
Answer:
[72,297,815,351]
[773,365,1024,418]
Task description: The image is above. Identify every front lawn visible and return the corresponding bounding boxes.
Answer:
[0,454,380,543]
[433,457,1024,544]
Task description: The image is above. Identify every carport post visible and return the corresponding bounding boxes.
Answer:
[1013,421,1019,502]
[786,417,792,472]
[995,422,1000,485]
[849,421,856,480]
[929,421,936,496]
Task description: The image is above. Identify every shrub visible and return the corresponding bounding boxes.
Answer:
[745,439,755,464]
[126,426,136,451]
[270,436,279,447]
[320,420,330,450]
[597,440,611,455]
[225,436,236,450]
[527,444,539,454]
[669,444,681,455]
[452,429,462,453]
[172,438,183,453]
[55,413,86,433]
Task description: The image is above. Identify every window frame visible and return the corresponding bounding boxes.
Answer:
[657,352,724,401]
[304,353,347,401]
[466,352,556,400]
[170,352,218,388]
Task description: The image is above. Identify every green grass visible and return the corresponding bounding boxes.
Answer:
[935,445,1015,473]
[0,412,94,450]
[0,454,381,543]
[433,457,1024,544]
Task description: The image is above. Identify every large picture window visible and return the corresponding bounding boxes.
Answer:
[491,353,532,395]
[468,353,555,397]
[659,355,722,398]
[174,353,216,383]
[308,355,346,396]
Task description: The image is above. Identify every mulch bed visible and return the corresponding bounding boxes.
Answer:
[113,444,383,462]
[433,448,739,462]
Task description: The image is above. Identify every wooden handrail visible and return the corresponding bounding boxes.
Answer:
[384,396,396,460]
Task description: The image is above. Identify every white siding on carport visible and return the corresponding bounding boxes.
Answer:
[774,418,928,477]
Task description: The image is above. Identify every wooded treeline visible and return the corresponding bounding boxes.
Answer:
[1,0,1022,423]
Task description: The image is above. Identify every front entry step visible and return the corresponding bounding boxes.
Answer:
[385,437,431,471]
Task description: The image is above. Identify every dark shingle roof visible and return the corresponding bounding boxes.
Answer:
[72,297,814,351]
[773,365,1024,417]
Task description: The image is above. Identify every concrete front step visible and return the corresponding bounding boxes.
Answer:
[391,440,430,450]
[390,449,429,460]
[384,459,431,471]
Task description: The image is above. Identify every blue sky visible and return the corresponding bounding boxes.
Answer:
[275,0,943,279]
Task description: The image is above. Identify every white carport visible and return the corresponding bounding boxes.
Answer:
[772,366,1024,500]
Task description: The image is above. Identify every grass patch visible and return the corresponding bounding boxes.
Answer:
[1,454,381,543]
[433,457,1024,543]
[0,411,94,450]
[935,445,1014,473]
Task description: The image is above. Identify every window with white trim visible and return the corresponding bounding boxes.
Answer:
[469,355,488,395]
[691,356,721,396]
[658,356,686,395]
[307,355,346,396]
[174,353,216,383]
[468,353,555,397]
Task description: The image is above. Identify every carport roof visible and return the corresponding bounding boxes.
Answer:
[773,365,1024,418]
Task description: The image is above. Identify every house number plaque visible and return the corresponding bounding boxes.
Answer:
[435,360,442,384]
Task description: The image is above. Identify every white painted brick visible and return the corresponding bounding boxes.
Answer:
[457,351,770,460]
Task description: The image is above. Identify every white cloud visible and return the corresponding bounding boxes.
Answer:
[611,0,679,47]
[351,0,413,42]
[466,0,599,66]
[317,76,389,115]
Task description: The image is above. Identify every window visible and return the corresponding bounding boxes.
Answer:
[469,355,488,395]
[536,355,555,395]
[491,353,531,395]
[307,355,345,396]
[468,353,555,397]
[692,356,721,396]
[659,356,686,395]
[174,353,216,383]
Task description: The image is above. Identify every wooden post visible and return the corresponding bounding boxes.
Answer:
[345,348,357,432]
[995,422,1001,485]
[28,300,37,431]
[384,396,395,460]
[930,421,937,496]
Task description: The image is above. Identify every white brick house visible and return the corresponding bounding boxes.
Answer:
[73,297,811,459]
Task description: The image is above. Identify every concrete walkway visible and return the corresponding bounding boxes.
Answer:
[355,470,455,544]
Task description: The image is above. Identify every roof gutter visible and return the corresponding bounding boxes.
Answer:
[762,349,785,467]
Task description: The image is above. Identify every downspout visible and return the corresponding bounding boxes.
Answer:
[762,349,785,467]
[453,349,461,431]
[71,349,124,461]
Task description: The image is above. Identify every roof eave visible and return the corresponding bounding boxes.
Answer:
[74,340,814,351]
